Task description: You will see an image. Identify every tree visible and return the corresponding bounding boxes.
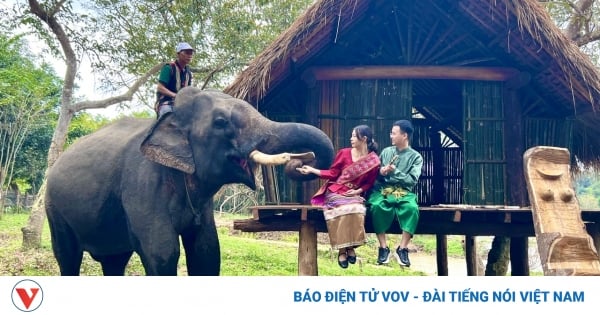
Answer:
[89,0,313,93]
[0,34,61,218]
[11,0,165,248]
[4,0,313,248]
[11,118,54,196]
[541,0,600,61]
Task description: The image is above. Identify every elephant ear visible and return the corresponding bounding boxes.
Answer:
[140,112,195,174]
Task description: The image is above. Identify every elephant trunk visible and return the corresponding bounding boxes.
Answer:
[252,121,334,181]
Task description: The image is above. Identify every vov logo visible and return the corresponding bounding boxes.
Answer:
[11,279,43,312]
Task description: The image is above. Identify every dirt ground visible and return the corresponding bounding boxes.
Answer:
[408,237,543,276]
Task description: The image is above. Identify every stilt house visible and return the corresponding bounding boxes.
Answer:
[225,0,600,207]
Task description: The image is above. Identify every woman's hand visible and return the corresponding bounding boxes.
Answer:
[296,165,315,175]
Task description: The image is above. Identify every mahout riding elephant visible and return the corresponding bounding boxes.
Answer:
[45,87,334,276]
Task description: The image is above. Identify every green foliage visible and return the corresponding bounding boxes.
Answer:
[127,110,155,119]
[10,179,31,195]
[82,0,314,92]
[0,35,62,110]
[0,33,61,193]
[207,0,314,84]
[540,0,600,63]
[12,121,54,193]
[65,112,151,155]
[573,167,600,209]
[540,0,573,26]
[66,112,111,146]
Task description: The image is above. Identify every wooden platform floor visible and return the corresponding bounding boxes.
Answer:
[233,204,600,276]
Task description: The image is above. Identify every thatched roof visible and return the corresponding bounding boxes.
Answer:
[225,0,600,161]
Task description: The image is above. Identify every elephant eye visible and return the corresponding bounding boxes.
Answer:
[213,117,229,129]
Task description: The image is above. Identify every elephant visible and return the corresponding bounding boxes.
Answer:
[45,87,334,276]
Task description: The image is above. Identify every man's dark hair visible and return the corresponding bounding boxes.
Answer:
[393,119,414,140]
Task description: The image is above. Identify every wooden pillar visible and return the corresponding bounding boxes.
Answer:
[298,220,318,276]
[465,235,477,276]
[503,85,529,276]
[431,128,444,204]
[435,234,449,276]
[300,86,321,276]
[510,237,529,276]
[503,87,527,206]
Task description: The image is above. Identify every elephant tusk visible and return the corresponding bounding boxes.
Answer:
[250,150,290,165]
[289,152,316,161]
[249,150,315,165]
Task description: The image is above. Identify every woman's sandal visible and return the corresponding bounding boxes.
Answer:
[338,252,349,269]
[346,248,357,264]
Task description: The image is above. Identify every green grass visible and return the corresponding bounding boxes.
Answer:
[0,213,146,276]
[223,229,424,276]
[0,212,448,276]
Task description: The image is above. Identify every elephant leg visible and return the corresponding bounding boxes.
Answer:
[134,233,180,276]
[181,216,220,276]
[54,245,83,276]
[91,252,133,276]
[47,211,83,276]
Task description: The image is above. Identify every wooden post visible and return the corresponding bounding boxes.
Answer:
[509,237,529,276]
[465,235,477,276]
[502,86,531,276]
[431,128,444,205]
[435,234,449,276]
[298,220,318,276]
[503,87,528,206]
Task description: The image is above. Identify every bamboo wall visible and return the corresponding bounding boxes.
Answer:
[443,147,464,204]
[524,118,573,155]
[463,81,506,205]
[319,79,413,149]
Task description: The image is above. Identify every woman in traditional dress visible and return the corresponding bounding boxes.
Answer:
[296,125,380,268]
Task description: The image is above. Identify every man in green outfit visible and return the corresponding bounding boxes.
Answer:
[368,119,423,267]
[155,42,194,117]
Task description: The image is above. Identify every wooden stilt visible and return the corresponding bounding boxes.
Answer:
[298,220,318,276]
[435,234,449,276]
[510,237,529,276]
[465,235,477,276]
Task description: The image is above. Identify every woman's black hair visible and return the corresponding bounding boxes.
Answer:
[354,124,378,154]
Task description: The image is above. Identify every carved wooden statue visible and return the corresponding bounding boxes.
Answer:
[523,146,600,275]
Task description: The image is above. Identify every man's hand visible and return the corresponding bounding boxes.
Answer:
[381,164,395,176]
